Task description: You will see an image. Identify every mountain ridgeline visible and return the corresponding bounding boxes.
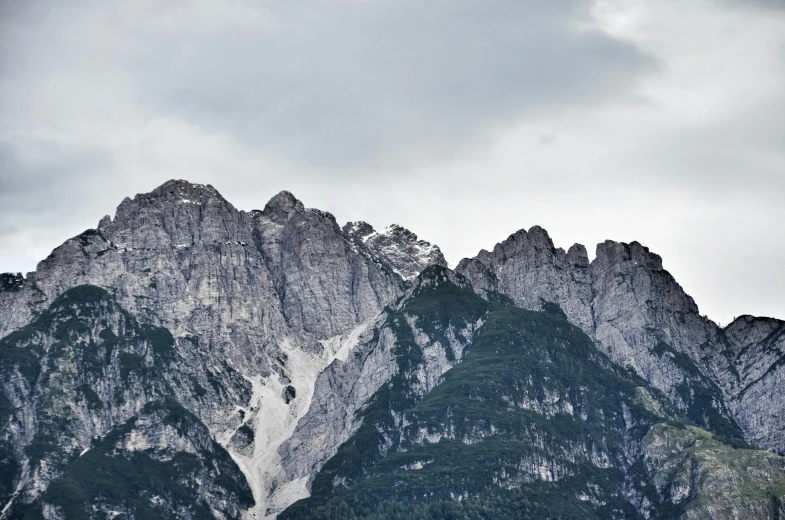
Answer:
[0,180,783,520]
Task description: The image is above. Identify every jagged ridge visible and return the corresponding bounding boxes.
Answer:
[280,267,785,519]
[456,226,784,453]
[343,221,447,281]
[0,180,783,520]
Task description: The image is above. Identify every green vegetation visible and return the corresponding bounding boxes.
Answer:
[306,267,491,501]
[142,325,177,364]
[0,286,118,385]
[282,268,771,520]
[0,273,24,292]
[0,389,18,505]
[50,284,114,309]
[0,285,250,519]
[140,398,201,437]
[643,423,785,518]
[13,400,253,520]
[651,341,746,444]
[78,384,103,410]
[118,352,146,381]
[282,270,666,519]
[0,342,42,385]
[2,273,779,519]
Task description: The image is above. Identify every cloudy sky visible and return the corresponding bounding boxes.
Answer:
[1,0,784,325]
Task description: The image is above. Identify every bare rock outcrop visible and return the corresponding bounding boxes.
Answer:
[343,221,447,281]
[457,228,783,452]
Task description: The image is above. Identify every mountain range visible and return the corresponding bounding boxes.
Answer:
[1,179,783,519]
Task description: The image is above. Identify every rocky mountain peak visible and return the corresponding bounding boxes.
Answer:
[262,190,306,223]
[343,221,447,281]
[457,225,771,446]
[149,179,222,202]
[590,239,703,331]
[383,223,417,241]
[342,221,375,241]
[723,314,783,348]
[594,239,664,271]
[477,225,558,265]
[94,179,243,252]
[566,243,590,267]
[2,179,785,518]
[109,179,227,218]
[0,181,410,346]
[457,224,594,333]
[526,224,555,246]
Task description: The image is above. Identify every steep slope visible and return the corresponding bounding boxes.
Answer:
[17,399,254,520]
[343,222,447,280]
[0,285,252,519]
[455,226,594,332]
[642,423,785,519]
[252,194,400,336]
[589,241,742,442]
[0,180,411,428]
[0,180,422,519]
[280,267,784,520]
[0,181,402,349]
[1,181,784,519]
[457,227,783,453]
[718,315,785,452]
[270,267,485,518]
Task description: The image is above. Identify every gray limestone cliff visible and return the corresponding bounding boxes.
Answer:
[1,181,401,346]
[0,285,253,518]
[0,181,405,399]
[718,315,785,452]
[278,266,785,520]
[277,268,481,516]
[2,180,784,520]
[455,226,593,332]
[456,227,785,453]
[343,221,447,280]
[0,180,418,519]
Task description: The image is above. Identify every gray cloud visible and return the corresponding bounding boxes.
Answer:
[717,0,785,10]
[127,0,656,170]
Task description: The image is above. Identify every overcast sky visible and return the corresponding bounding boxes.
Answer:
[1,0,784,325]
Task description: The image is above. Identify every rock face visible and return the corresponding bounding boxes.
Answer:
[0,285,252,519]
[587,241,742,440]
[456,226,593,333]
[343,221,447,280]
[1,179,784,520]
[642,423,785,519]
[253,194,401,337]
[279,268,785,520]
[456,227,784,453]
[276,267,482,518]
[719,315,785,452]
[0,180,415,519]
[0,181,401,350]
